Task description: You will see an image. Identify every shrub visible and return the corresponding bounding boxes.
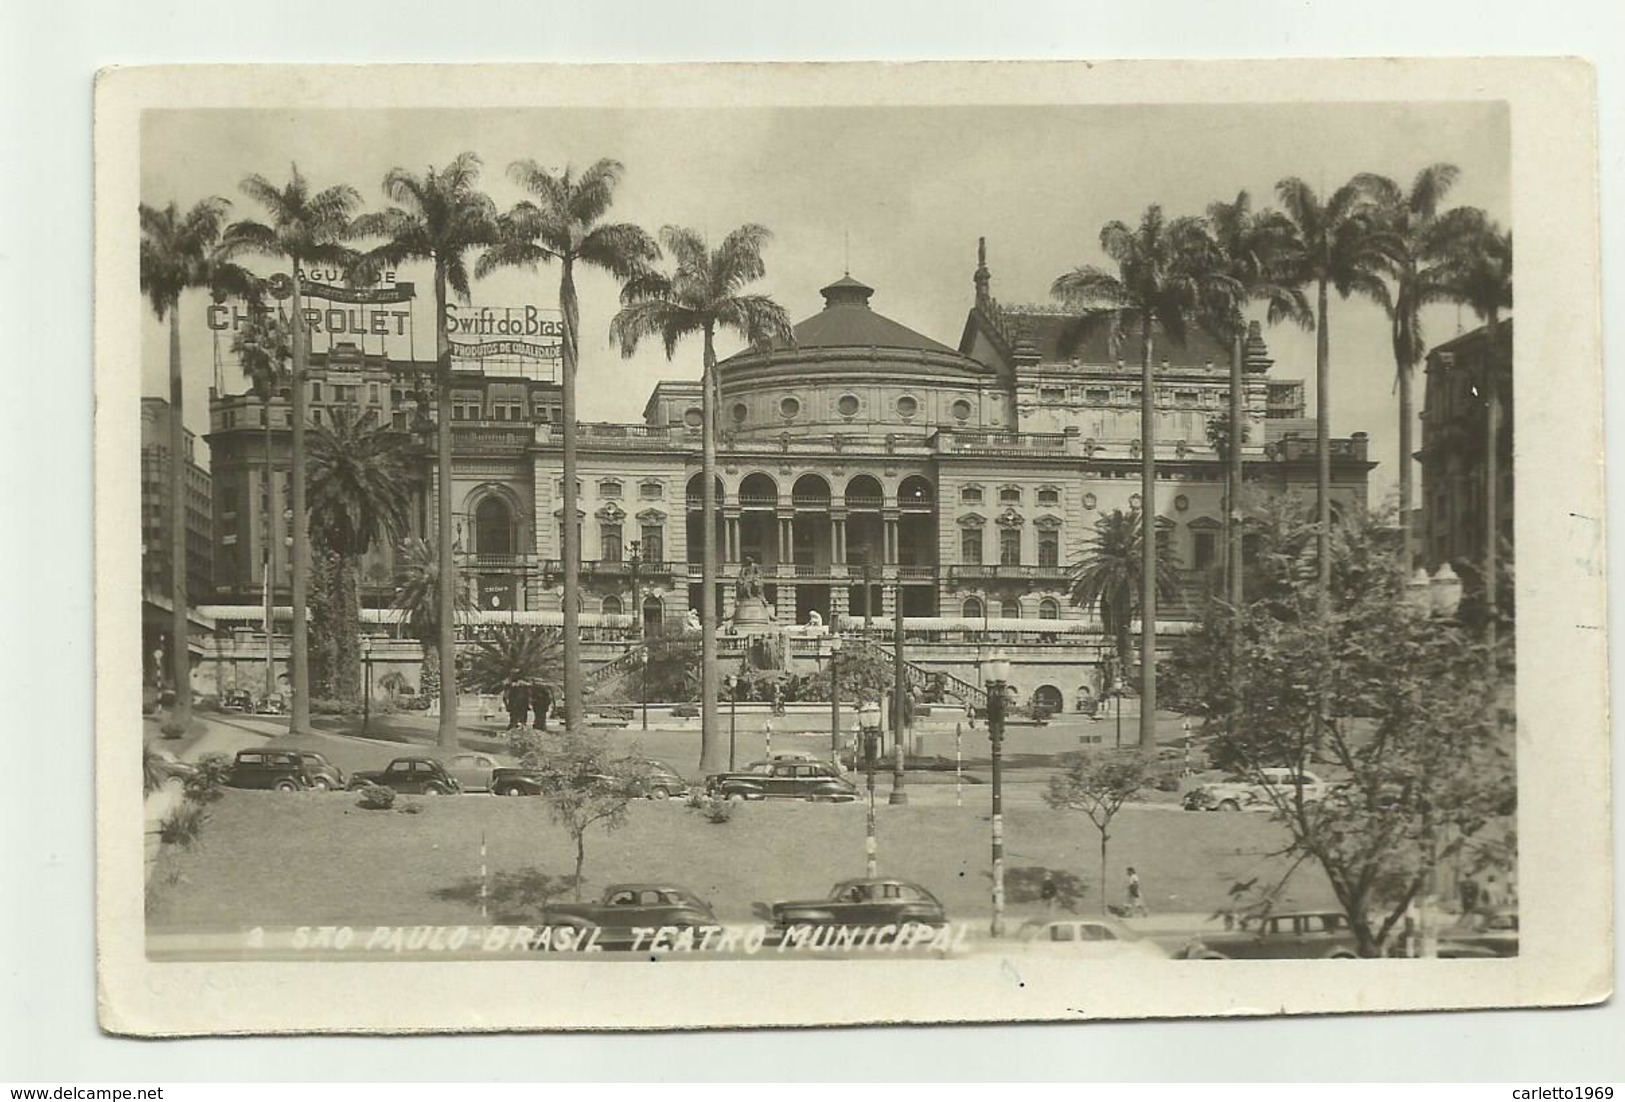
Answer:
[158,802,210,849]
[309,697,364,716]
[184,753,233,804]
[357,783,397,810]
[685,791,736,824]
[507,726,551,761]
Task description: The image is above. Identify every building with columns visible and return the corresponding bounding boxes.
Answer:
[201,244,1373,709]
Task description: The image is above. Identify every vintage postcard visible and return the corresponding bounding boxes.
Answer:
[95,59,1609,1034]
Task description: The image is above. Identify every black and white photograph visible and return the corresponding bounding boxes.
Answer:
[92,59,1608,1034]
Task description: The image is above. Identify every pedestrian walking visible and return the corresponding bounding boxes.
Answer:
[1126,866,1149,917]
[1040,871,1059,914]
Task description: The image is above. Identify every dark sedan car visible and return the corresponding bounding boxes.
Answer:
[348,757,462,795]
[538,883,719,950]
[491,757,688,799]
[705,760,859,802]
[225,749,314,792]
[297,751,345,791]
[769,878,949,932]
[1179,910,1364,959]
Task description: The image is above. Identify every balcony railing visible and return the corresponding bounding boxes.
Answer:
[934,429,1069,455]
[843,494,884,510]
[452,424,534,451]
[947,563,1071,582]
[540,558,681,578]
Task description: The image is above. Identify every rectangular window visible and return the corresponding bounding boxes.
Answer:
[601,523,623,562]
[311,408,323,426]
[1037,488,1060,506]
[1037,530,1059,568]
[960,529,983,565]
[369,383,380,404]
[310,382,322,402]
[1086,388,1111,403]
[641,525,664,563]
[1039,386,1067,402]
[1194,531,1217,570]
[999,529,1021,566]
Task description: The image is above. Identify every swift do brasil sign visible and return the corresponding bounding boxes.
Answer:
[445,304,563,361]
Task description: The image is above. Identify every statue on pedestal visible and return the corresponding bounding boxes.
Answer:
[731,556,775,633]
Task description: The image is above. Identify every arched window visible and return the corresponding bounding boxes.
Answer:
[961,596,984,619]
[601,595,623,616]
[1038,597,1060,620]
[1000,597,1021,619]
[475,496,514,556]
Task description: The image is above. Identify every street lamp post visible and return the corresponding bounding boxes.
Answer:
[828,635,843,767]
[361,634,373,736]
[859,699,881,877]
[985,651,1012,938]
[627,539,646,732]
[889,582,908,805]
[724,674,738,771]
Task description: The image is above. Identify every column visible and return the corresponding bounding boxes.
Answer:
[777,582,797,623]
[883,515,900,565]
[724,514,741,563]
[832,515,847,564]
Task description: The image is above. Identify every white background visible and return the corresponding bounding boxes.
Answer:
[2,0,1621,1082]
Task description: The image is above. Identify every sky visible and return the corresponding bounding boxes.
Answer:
[140,100,1510,503]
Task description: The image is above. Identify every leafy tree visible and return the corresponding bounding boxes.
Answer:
[1269,177,1395,615]
[527,729,652,899]
[463,624,563,705]
[305,408,413,700]
[1052,204,1231,750]
[611,225,795,773]
[224,165,366,735]
[1066,508,1181,688]
[479,159,659,732]
[139,197,262,736]
[352,152,499,748]
[625,637,703,703]
[391,535,476,702]
[1176,505,1514,956]
[1198,190,1313,609]
[799,644,894,703]
[1350,165,1468,566]
[1043,752,1151,913]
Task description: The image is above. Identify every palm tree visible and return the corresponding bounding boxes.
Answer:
[611,225,794,774]
[223,166,365,735]
[305,408,414,699]
[1350,165,1465,567]
[139,197,261,737]
[477,159,658,732]
[1067,508,1181,694]
[1270,177,1394,614]
[1199,192,1313,610]
[232,307,292,695]
[1435,209,1512,655]
[1051,204,1226,751]
[464,625,564,707]
[392,536,476,704]
[351,152,498,749]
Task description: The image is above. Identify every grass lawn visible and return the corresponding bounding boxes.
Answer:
[148,787,1337,931]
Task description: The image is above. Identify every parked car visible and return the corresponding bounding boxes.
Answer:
[1439,907,1519,957]
[1010,917,1170,960]
[769,878,948,931]
[296,751,345,791]
[706,760,859,802]
[670,703,700,719]
[347,757,462,795]
[253,696,287,716]
[1186,767,1332,813]
[225,749,314,792]
[446,752,505,793]
[1178,910,1364,959]
[538,883,718,950]
[221,689,254,712]
[144,745,197,787]
[491,757,688,800]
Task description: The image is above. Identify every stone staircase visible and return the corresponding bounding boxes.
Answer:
[849,638,987,710]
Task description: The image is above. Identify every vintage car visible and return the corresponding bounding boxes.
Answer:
[491,757,688,800]
[537,883,719,950]
[445,752,506,793]
[1008,917,1170,960]
[225,749,314,792]
[705,759,859,802]
[768,878,948,931]
[220,689,254,712]
[295,751,346,791]
[1185,767,1333,813]
[1178,910,1365,959]
[347,757,462,795]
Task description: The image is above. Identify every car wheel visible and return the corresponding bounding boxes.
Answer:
[727,792,746,803]
[422,784,446,796]
[1196,950,1229,960]
[273,779,299,793]
[1218,799,1240,812]
[499,783,525,797]
[1326,950,1358,959]
[311,777,332,791]
[649,786,670,800]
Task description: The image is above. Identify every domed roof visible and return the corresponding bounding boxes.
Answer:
[782,275,960,356]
